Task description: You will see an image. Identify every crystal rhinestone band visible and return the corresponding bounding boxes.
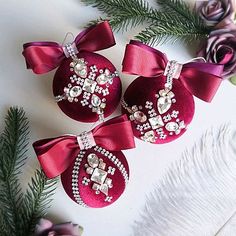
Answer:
[63,42,79,58]
[72,150,88,207]
[71,146,129,206]
[55,94,66,102]
[164,60,183,89]
[77,131,96,150]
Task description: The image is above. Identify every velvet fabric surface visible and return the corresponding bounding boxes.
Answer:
[53,52,122,122]
[122,75,195,144]
[61,149,129,208]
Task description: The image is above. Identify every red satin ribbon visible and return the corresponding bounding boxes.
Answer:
[22,21,115,74]
[33,115,135,178]
[122,40,224,102]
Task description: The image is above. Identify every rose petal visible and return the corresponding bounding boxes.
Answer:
[52,222,82,236]
[35,219,53,235]
[216,45,234,64]
[195,0,236,26]
[48,231,57,236]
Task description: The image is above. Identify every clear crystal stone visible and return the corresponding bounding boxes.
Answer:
[87,153,99,168]
[148,116,164,129]
[92,183,100,191]
[71,59,88,78]
[141,130,156,143]
[105,178,112,187]
[157,96,172,114]
[98,160,106,170]
[86,167,94,175]
[100,184,109,195]
[179,121,186,129]
[159,89,168,97]
[96,74,108,85]
[82,79,97,93]
[133,111,147,123]
[76,67,87,78]
[91,168,107,185]
[69,86,82,98]
[91,94,101,107]
[165,122,179,132]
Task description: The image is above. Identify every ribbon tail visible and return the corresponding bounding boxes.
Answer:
[33,136,79,178]
[22,42,65,74]
[180,68,222,102]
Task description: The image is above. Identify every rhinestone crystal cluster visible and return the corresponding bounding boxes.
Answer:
[71,146,129,207]
[55,57,118,120]
[122,87,186,143]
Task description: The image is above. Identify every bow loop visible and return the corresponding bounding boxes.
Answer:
[22,21,115,74]
[122,40,223,102]
[122,40,167,77]
[33,115,135,178]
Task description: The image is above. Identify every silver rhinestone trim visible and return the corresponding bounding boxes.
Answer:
[71,146,129,207]
[164,60,183,89]
[77,131,96,150]
[63,43,78,58]
[71,150,87,207]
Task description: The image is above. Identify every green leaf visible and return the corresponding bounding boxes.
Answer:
[230,75,236,85]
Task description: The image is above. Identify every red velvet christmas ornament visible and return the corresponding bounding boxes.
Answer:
[23,21,121,122]
[33,115,135,208]
[61,147,129,208]
[121,41,223,144]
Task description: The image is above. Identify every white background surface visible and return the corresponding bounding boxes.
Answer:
[0,1,236,236]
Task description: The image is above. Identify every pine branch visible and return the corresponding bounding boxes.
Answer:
[0,208,8,236]
[81,0,155,31]
[136,21,206,45]
[0,107,29,179]
[0,107,29,235]
[156,0,210,33]
[81,0,210,45]
[157,0,199,22]
[0,107,57,236]
[19,170,57,236]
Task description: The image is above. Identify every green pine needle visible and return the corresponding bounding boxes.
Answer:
[81,0,210,45]
[0,107,29,235]
[81,0,155,31]
[19,170,58,235]
[0,107,57,236]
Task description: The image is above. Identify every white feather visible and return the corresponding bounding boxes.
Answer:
[133,125,236,236]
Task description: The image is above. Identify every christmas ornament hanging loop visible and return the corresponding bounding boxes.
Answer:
[61,32,75,46]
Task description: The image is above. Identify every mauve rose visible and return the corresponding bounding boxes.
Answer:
[34,218,83,236]
[196,0,236,27]
[197,28,236,78]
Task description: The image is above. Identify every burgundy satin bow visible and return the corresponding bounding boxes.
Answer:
[33,115,135,178]
[22,21,115,74]
[122,40,224,102]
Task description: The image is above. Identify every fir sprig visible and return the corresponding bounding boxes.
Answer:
[81,0,210,45]
[0,107,57,236]
[19,170,57,235]
[83,0,153,31]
